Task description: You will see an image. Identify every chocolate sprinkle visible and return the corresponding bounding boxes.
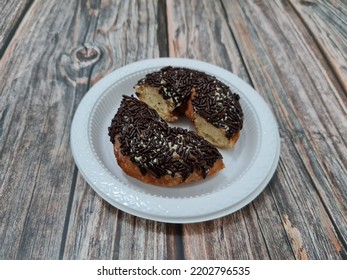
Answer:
[108,96,223,180]
[137,66,243,139]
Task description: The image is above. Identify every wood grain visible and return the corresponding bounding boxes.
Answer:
[167,0,250,81]
[164,0,346,259]
[166,0,294,260]
[0,0,346,260]
[289,0,347,92]
[0,0,83,259]
[0,0,172,260]
[0,0,33,57]
[221,0,347,259]
[60,0,178,260]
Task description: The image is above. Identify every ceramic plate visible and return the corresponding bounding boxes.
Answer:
[70,58,280,223]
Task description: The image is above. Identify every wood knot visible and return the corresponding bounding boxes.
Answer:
[74,44,100,67]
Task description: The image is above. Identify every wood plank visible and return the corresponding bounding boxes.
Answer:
[166,0,251,81]
[221,0,347,259]
[271,133,345,259]
[60,0,180,260]
[0,0,174,260]
[0,0,91,259]
[62,175,179,259]
[289,0,347,92]
[1,0,346,261]
[166,0,294,260]
[0,0,33,57]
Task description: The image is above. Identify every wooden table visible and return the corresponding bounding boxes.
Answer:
[0,0,346,260]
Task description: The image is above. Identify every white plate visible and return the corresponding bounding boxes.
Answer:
[71,58,280,223]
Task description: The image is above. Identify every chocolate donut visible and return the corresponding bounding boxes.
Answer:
[108,96,224,186]
[135,66,243,148]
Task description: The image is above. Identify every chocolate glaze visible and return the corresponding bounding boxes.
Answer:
[108,96,222,180]
[137,66,243,139]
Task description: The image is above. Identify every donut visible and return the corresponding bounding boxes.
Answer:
[108,96,224,186]
[135,66,243,148]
